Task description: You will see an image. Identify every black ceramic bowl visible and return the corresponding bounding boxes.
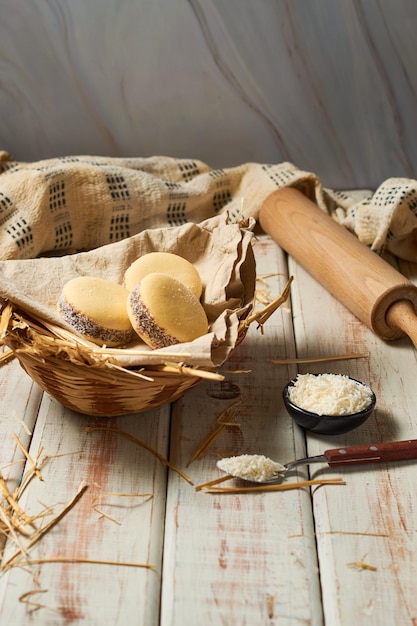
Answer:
[282,374,376,435]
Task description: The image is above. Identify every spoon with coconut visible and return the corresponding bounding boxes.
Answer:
[217,439,417,484]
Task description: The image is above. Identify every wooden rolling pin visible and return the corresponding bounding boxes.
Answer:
[259,187,417,347]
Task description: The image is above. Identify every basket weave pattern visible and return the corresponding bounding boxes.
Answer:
[0,304,250,417]
[17,347,202,417]
[0,277,291,418]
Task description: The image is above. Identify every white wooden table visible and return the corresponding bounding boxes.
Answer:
[1,232,417,625]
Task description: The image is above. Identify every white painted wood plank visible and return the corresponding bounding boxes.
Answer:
[0,358,43,562]
[0,359,43,474]
[0,392,171,625]
[3,234,417,625]
[160,236,325,626]
[288,255,417,625]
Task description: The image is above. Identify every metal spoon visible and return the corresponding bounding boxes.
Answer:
[217,439,417,484]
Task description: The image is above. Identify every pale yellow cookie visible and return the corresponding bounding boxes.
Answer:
[57,276,135,347]
[124,252,202,298]
[127,273,208,349]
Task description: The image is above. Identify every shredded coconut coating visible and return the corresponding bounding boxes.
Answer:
[217,454,285,482]
[57,297,135,346]
[288,373,373,416]
[127,286,179,349]
[127,275,207,349]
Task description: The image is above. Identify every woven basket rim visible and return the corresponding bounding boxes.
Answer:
[0,277,292,416]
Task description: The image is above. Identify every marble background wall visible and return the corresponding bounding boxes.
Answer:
[1,0,416,190]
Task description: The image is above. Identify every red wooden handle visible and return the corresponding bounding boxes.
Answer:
[324,440,417,466]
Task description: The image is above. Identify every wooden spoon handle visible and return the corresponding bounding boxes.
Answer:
[259,187,417,343]
[324,439,417,466]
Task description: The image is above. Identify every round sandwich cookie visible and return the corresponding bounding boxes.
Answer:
[57,276,135,347]
[127,272,208,349]
[124,252,203,299]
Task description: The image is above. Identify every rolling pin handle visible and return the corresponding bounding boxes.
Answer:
[259,188,417,348]
[386,299,417,350]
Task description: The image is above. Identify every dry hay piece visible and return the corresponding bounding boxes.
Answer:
[0,278,291,417]
[1,306,206,416]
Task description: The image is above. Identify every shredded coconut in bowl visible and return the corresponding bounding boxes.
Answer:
[287,373,373,416]
[217,454,285,482]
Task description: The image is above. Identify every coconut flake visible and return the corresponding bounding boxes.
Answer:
[217,454,285,482]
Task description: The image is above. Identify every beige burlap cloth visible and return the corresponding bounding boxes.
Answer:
[1,150,417,367]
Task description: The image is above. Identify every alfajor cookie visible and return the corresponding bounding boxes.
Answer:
[124,252,203,299]
[127,272,208,349]
[57,276,135,347]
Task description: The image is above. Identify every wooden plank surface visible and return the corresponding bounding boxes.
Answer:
[1,234,417,624]
[0,393,172,623]
[0,359,43,561]
[289,254,417,626]
[160,237,324,625]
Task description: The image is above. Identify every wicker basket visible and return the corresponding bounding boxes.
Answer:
[0,281,291,417]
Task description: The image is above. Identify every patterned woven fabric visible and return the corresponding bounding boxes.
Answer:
[0,214,257,367]
[1,150,417,261]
